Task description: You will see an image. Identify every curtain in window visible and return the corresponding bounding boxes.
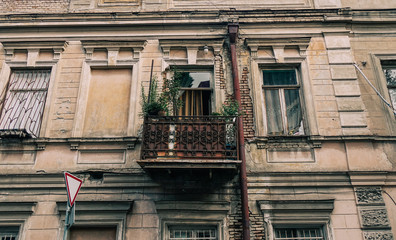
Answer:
[284,89,303,135]
[265,89,283,135]
[178,90,211,116]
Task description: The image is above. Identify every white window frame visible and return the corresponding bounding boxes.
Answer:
[167,225,218,240]
[273,225,328,240]
[261,68,305,136]
[246,38,318,137]
[162,221,223,240]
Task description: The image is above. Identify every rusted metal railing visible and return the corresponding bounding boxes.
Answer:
[141,115,238,160]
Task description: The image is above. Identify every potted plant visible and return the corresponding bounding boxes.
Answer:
[141,75,167,117]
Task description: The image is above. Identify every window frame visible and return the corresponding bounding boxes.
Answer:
[370,53,396,134]
[261,67,306,136]
[273,225,328,240]
[167,225,218,240]
[0,41,66,138]
[381,61,396,112]
[162,221,223,240]
[0,68,52,138]
[0,226,20,240]
[165,67,215,116]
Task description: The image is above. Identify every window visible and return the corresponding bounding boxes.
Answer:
[168,226,217,240]
[382,63,396,110]
[177,72,212,116]
[0,226,19,240]
[274,227,324,240]
[0,69,51,138]
[262,69,304,136]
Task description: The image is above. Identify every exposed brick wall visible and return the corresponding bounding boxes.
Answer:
[229,203,243,240]
[250,213,266,240]
[0,0,69,13]
[217,55,226,90]
[228,203,267,240]
[240,67,255,140]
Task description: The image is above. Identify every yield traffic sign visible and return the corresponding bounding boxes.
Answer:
[64,172,82,207]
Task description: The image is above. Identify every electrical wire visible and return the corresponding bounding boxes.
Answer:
[383,190,396,206]
[353,63,396,116]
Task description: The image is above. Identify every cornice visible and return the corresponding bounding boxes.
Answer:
[0,9,350,27]
[247,172,396,187]
[252,135,396,143]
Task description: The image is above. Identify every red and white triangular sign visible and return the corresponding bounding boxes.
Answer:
[64,172,82,207]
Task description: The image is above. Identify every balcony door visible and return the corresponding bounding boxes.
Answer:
[178,72,212,116]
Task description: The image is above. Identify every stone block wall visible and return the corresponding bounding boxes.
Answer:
[0,0,69,13]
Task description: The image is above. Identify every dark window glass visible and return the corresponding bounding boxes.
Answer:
[263,70,297,86]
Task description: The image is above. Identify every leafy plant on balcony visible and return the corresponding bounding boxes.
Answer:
[220,99,240,117]
[161,69,186,116]
[141,75,168,116]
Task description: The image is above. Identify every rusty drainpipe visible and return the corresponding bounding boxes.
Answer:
[228,23,250,240]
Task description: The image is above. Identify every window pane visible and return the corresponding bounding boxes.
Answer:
[169,227,216,240]
[178,72,211,88]
[274,228,324,240]
[284,89,304,135]
[265,89,283,135]
[263,70,297,86]
[389,89,396,108]
[384,69,396,86]
[0,226,19,240]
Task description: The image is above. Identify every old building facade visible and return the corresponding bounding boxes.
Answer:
[0,0,396,240]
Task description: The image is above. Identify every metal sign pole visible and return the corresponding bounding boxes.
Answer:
[63,204,71,240]
[63,172,81,240]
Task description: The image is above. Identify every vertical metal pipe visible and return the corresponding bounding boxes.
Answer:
[228,23,250,240]
[148,59,154,104]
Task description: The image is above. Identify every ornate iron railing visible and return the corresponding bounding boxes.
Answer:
[141,116,238,160]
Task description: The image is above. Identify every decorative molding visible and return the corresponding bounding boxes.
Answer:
[159,39,224,64]
[356,187,384,205]
[81,40,146,65]
[0,202,36,215]
[254,137,321,150]
[245,37,311,61]
[35,143,46,151]
[1,41,67,64]
[258,199,334,225]
[360,208,390,228]
[364,231,394,240]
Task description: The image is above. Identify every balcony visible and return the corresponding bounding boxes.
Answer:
[138,116,241,171]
